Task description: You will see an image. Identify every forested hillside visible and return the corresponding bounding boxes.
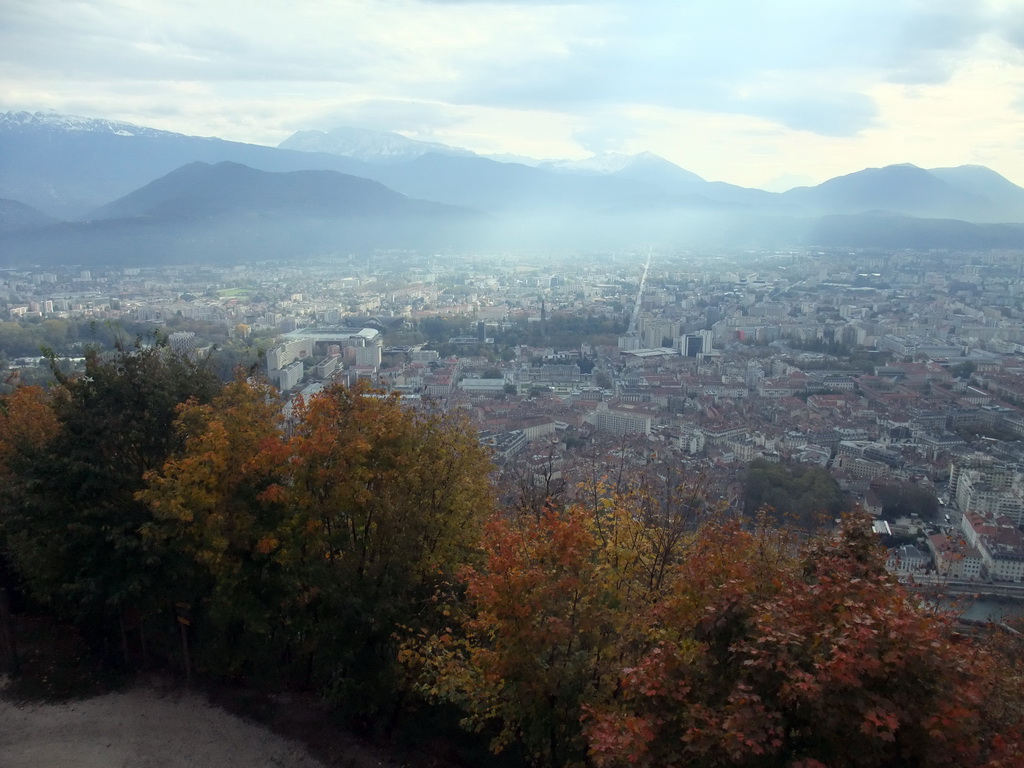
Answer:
[1,343,1022,768]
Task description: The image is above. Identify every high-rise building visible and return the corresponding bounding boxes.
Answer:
[355,344,382,368]
[168,331,197,358]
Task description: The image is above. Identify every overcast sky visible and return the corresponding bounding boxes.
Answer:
[3,0,1024,190]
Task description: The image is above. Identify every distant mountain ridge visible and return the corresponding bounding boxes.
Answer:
[284,122,1023,219]
[3,110,1024,264]
[0,111,374,219]
[5,110,1024,222]
[89,160,466,221]
[780,164,1009,222]
[540,152,679,175]
[0,111,182,139]
[279,126,476,163]
[0,198,56,233]
[2,161,481,266]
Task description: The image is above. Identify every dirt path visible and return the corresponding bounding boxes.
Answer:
[0,685,333,768]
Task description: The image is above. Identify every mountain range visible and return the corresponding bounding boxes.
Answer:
[2,110,1024,265]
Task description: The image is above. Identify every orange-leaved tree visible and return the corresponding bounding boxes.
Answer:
[0,385,61,596]
[409,495,1024,768]
[404,485,737,768]
[138,376,292,674]
[1,342,220,649]
[141,381,495,715]
[584,514,1024,768]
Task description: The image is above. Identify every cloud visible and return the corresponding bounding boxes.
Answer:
[572,110,637,154]
[416,0,589,4]
[885,6,989,84]
[314,99,466,136]
[738,90,878,137]
[433,2,898,136]
[2,0,1023,184]
[998,6,1024,50]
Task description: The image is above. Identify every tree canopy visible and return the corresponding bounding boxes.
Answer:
[405,502,1024,768]
[0,341,220,629]
[743,458,845,530]
[1,353,1022,765]
[139,380,495,714]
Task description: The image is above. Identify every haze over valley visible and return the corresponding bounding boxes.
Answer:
[4,110,1024,265]
[5,3,1024,767]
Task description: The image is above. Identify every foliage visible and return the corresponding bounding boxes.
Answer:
[140,381,495,715]
[0,385,61,592]
[0,317,267,386]
[403,485,723,768]
[584,517,1024,768]
[0,385,60,482]
[407,498,1024,768]
[419,315,472,341]
[0,341,221,630]
[872,483,939,522]
[4,348,1023,764]
[950,361,976,380]
[137,377,290,674]
[0,318,160,358]
[743,458,844,530]
[487,314,627,352]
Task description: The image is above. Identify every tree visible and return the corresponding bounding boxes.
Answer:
[137,376,290,676]
[0,340,221,653]
[141,382,495,717]
[585,515,1024,768]
[743,458,844,530]
[0,385,61,606]
[287,385,494,713]
[409,500,1024,768]
[406,486,723,768]
[873,483,939,522]
[0,385,60,484]
[951,361,976,380]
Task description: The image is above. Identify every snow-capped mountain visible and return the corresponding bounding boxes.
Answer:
[0,110,185,139]
[0,110,375,218]
[540,151,681,175]
[278,126,476,164]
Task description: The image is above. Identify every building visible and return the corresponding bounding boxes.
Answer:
[355,344,382,369]
[410,349,440,363]
[927,534,984,581]
[953,463,1024,526]
[276,359,305,391]
[167,331,197,358]
[316,354,342,379]
[886,544,930,575]
[591,404,651,437]
[680,329,714,358]
[961,512,1024,582]
[266,337,314,377]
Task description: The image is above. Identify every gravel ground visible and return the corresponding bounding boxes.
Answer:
[0,684,331,768]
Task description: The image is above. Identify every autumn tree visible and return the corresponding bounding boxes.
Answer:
[585,515,1024,768]
[405,485,725,768]
[0,340,221,651]
[140,381,495,716]
[0,385,60,519]
[137,376,291,676]
[410,500,1024,768]
[0,384,61,610]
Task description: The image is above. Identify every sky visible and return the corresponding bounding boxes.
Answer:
[3,0,1024,190]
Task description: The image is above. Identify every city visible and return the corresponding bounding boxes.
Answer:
[4,244,1024,596]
